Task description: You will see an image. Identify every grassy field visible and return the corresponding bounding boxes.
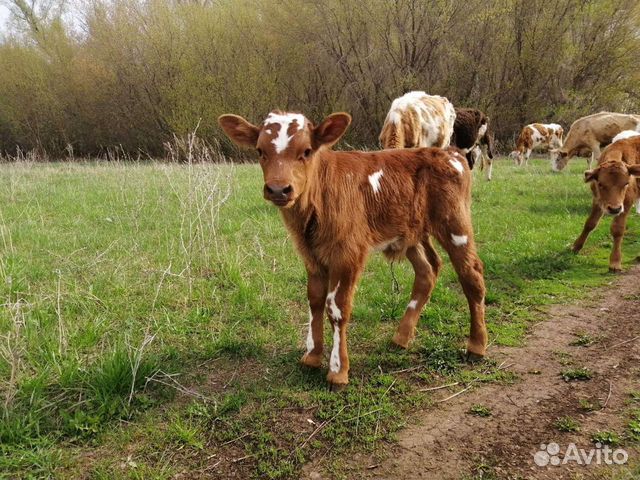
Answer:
[0,156,638,479]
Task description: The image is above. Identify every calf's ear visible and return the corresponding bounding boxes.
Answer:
[628,165,640,177]
[218,114,260,147]
[313,113,351,149]
[584,168,599,183]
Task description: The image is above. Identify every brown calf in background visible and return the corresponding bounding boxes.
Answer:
[219,110,487,390]
[451,107,496,177]
[572,136,640,272]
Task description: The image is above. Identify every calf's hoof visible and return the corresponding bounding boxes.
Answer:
[465,350,485,364]
[608,266,622,274]
[329,382,347,393]
[327,370,348,392]
[300,352,323,369]
[391,331,412,350]
[571,244,582,254]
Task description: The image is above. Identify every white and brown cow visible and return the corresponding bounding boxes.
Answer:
[510,123,563,166]
[551,112,640,171]
[219,110,487,390]
[379,91,456,150]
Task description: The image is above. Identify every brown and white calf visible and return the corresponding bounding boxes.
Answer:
[451,107,496,177]
[510,123,563,166]
[551,112,640,171]
[219,110,487,390]
[572,136,640,272]
[379,91,456,150]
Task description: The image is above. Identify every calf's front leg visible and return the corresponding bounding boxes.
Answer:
[609,205,631,273]
[301,269,328,368]
[325,266,363,390]
[572,199,603,253]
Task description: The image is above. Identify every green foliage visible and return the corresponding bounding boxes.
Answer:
[0,0,639,156]
[561,367,593,382]
[554,416,581,432]
[591,430,621,446]
[469,404,492,417]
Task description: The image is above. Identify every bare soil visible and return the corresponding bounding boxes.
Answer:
[304,266,640,480]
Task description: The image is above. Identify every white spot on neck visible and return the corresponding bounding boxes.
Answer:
[326,282,342,321]
[451,234,468,246]
[264,112,305,154]
[368,169,384,193]
[330,324,341,372]
[407,299,418,310]
[449,158,464,173]
[478,123,487,137]
[305,308,314,353]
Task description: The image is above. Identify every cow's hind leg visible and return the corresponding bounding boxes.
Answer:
[436,226,487,360]
[392,241,441,348]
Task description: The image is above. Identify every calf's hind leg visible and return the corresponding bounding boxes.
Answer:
[436,227,487,360]
[392,241,441,348]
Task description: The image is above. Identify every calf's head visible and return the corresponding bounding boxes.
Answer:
[218,111,351,208]
[585,161,640,215]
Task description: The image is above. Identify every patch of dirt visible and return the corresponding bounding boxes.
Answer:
[305,266,640,479]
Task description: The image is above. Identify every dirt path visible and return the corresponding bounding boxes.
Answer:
[306,266,640,480]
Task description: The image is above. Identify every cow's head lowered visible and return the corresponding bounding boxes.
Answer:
[584,160,640,215]
[218,111,351,208]
[550,148,569,171]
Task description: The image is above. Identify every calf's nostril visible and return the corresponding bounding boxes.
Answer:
[283,185,293,195]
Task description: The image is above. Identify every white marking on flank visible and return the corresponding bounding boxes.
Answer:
[449,158,464,174]
[407,299,418,310]
[264,112,305,154]
[451,234,468,246]
[330,324,341,373]
[305,308,314,353]
[612,130,640,144]
[368,169,384,194]
[326,282,342,321]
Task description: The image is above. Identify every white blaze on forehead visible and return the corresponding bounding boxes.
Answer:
[449,158,464,173]
[612,130,640,143]
[264,112,305,154]
[305,308,314,353]
[407,299,418,310]
[451,234,468,246]
[326,282,342,321]
[368,169,384,193]
[330,324,341,372]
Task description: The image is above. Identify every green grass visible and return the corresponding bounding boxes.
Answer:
[561,367,594,382]
[554,416,581,432]
[0,157,638,478]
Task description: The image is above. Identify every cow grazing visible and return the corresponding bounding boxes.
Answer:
[551,112,640,171]
[510,123,563,166]
[219,110,487,390]
[451,107,496,176]
[572,136,640,272]
[379,91,456,150]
